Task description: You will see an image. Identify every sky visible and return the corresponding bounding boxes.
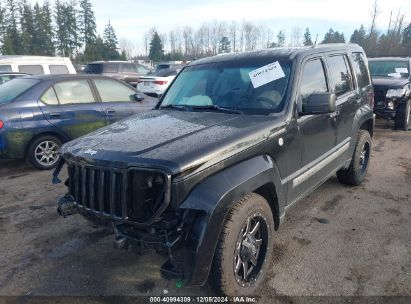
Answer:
[30,0,411,54]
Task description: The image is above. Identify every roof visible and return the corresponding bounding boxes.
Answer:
[368,57,410,61]
[20,74,115,81]
[88,61,131,64]
[189,44,364,66]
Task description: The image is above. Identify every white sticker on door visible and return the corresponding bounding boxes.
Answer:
[249,61,285,89]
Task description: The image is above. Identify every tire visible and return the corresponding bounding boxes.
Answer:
[337,130,372,186]
[210,193,275,296]
[394,100,410,131]
[27,135,62,170]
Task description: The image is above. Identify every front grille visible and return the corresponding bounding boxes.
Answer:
[374,89,387,109]
[67,163,169,226]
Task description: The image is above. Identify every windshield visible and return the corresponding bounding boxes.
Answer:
[0,78,39,105]
[369,60,409,78]
[160,59,292,114]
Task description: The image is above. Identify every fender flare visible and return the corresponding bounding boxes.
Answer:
[178,155,285,286]
[348,104,375,156]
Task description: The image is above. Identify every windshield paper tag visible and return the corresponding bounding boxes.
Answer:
[395,68,409,73]
[249,61,285,89]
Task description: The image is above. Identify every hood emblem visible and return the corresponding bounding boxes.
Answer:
[84,149,97,156]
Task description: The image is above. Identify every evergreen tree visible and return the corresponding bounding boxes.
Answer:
[303,27,313,46]
[350,25,367,47]
[19,0,35,54]
[40,0,55,55]
[103,21,120,59]
[218,36,231,53]
[149,31,164,62]
[0,0,6,44]
[322,28,345,44]
[55,0,80,57]
[276,30,285,47]
[2,0,22,54]
[79,0,96,48]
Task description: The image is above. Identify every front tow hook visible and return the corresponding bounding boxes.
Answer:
[57,194,78,218]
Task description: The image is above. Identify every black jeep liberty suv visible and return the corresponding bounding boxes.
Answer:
[369,57,411,130]
[55,44,375,296]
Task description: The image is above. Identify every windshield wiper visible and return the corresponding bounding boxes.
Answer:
[189,105,244,115]
[160,104,191,111]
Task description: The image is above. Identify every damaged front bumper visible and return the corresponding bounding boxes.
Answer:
[56,194,198,283]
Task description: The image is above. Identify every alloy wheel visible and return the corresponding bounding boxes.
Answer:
[234,213,268,287]
[34,140,60,167]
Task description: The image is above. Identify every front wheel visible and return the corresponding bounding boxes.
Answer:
[27,135,62,170]
[394,100,410,131]
[337,130,372,186]
[210,193,275,296]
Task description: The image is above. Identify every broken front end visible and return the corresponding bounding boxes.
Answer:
[55,159,205,283]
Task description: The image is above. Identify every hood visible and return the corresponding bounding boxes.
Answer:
[372,76,410,89]
[61,110,285,174]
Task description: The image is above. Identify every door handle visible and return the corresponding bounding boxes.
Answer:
[105,108,116,114]
[49,112,61,117]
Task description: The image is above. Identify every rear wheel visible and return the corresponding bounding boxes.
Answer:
[337,130,372,186]
[394,100,410,131]
[210,193,274,296]
[27,135,62,170]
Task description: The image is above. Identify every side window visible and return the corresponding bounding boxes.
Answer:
[122,64,137,73]
[300,59,328,102]
[18,65,44,75]
[94,79,135,103]
[352,52,371,89]
[40,87,59,105]
[49,65,69,74]
[103,63,119,73]
[0,65,12,72]
[137,65,149,74]
[54,80,95,105]
[326,55,353,96]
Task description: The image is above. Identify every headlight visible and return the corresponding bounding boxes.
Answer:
[386,88,408,98]
[387,101,395,110]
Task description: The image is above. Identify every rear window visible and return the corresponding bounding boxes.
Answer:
[153,69,178,77]
[352,53,371,89]
[85,64,103,74]
[49,65,69,74]
[0,78,39,104]
[0,65,12,72]
[18,65,44,75]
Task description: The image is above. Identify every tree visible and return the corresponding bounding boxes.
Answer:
[40,0,55,56]
[2,0,22,54]
[303,27,313,46]
[218,36,231,53]
[103,21,120,59]
[350,25,367,47]
[79,0,96,48]
[19,0,35,54]
[277,30,286,47]
[149,32,164,62]
[55,0,80,57]
[322,28,345,44]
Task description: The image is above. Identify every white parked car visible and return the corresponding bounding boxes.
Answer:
[137,68,180,97]
[0,55,76,75]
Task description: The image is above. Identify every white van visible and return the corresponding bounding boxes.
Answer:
[0,55,76,75]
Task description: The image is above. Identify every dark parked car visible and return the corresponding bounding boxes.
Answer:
[0,72,30,85]
[0,75,156,170]
[55,44,375,295]
[369,57,411,130]
[84,61,151,87]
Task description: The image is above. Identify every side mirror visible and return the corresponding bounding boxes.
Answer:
[133,93,145,102]
[300,92,336,115]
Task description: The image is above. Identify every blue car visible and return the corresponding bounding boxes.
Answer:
[0,75,157,169]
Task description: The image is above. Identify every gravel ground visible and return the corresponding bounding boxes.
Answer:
[0,120,410,300]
